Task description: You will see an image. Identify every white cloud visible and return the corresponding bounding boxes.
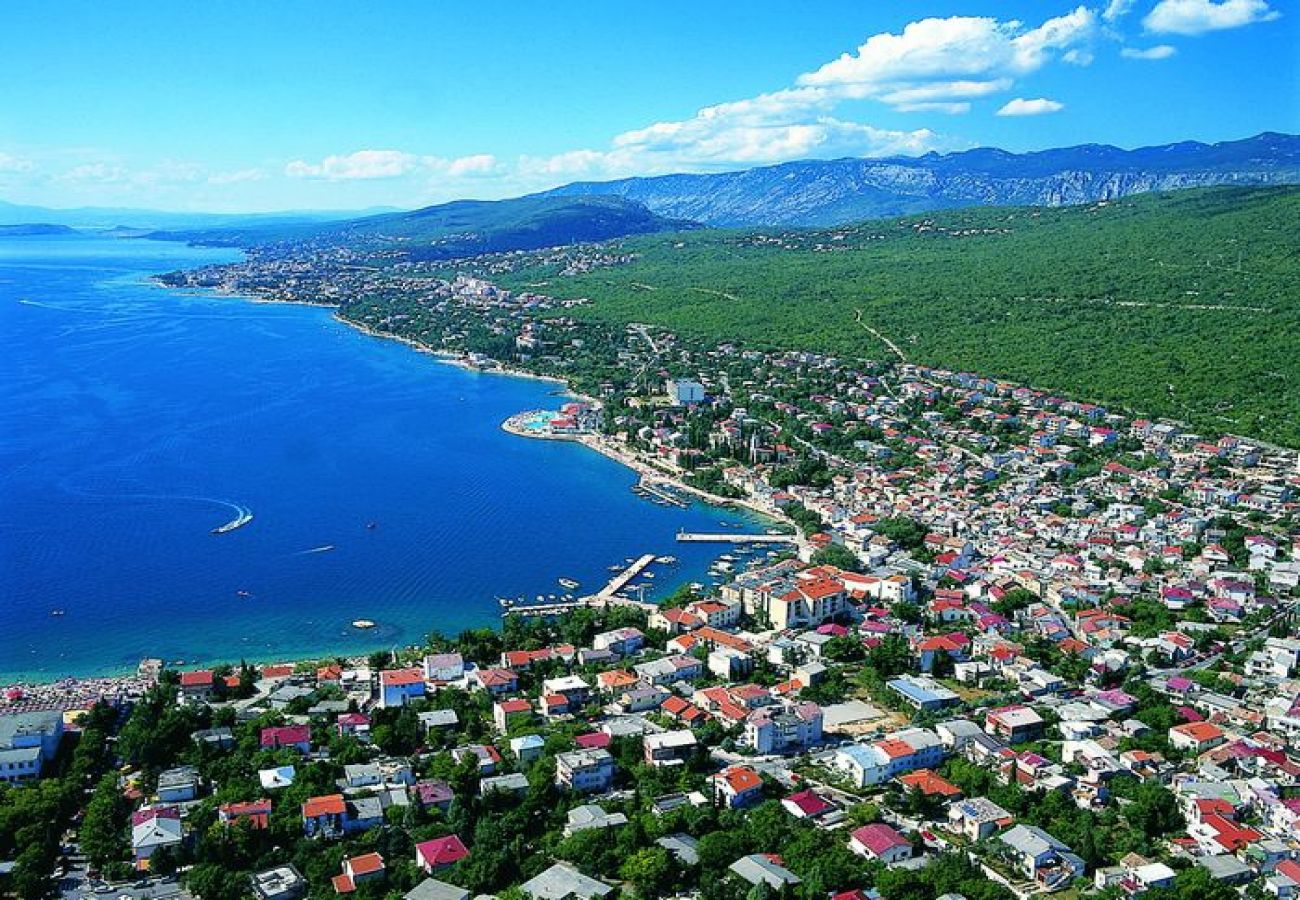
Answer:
[285,150,424,180]
[1104,0,1137,21]
[1121,43,1179,58]
[0,152,34,173]
[287,150,503,181]
[1144,0,1280,34]
[208,168,266,185]
[445,154,498,176]
[996,97,1066,116]
[57,162,130,183]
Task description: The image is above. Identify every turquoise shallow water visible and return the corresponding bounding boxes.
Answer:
[0,235,763,680]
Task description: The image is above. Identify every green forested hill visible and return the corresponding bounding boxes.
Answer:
[493,186,1300,446]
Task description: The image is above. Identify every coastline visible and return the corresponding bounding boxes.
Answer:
[1,279,779,687]
[336,309,775,519]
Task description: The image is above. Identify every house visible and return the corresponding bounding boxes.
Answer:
[220,799,272,830]
[554,748,615,793]
[616,684,671,714]
[250,865,307,900]
[985,705,1046,744]
[520,862,614,900]
[178,670,215,702]
[729,854,801,890]
[416,709,458,735]
[564,804,629,835]
[634,655,703,685]
[643,730,698,767]
[259,765,296,791]
[1169,721,1226,753]
[510,734,546,766]
[302,794,349,838]
[415,835,469,872]
[0,710,64,782]
[379,668,427,708]
[541,675,592,709]
[192,727,235,751]
[452,744,502,775]
[948,797,1015,841]
[850,823,912,864]
[473,667,518,696]
[898,769,962,801]
[744,702,823,754]
[156,765,202,803]
[413,780,455,812]
[592,627,645,657]
[480,772,529,797]
[494,698,533,733]
[404,879,470,900]
[887,675,960,711]
[332,852,385,894]
[261,725,311,755]
[710,765,764,808]
[422,653,465,684]
[336,713,371,742]
[832,729,945,787]
[656,833,701,866]
[782,788,836,820]
[999,824,1085,890]
[131,807,183,870]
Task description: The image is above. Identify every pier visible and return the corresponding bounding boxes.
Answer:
[675,531,798,544]
[504,554,660,618]
[636,480,688,508]
[595,553,658,601]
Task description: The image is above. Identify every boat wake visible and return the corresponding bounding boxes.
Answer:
[210,506,254,535]
[297,544,336,555]
[57,480,253,535]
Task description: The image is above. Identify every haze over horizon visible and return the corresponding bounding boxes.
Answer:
[2,0,1295,213]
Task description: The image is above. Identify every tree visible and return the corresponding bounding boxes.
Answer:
[810,543,863,573]
[620,846,675,897]
[81,773,128,868]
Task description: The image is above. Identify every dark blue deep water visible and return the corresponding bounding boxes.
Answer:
[0,236,762,679]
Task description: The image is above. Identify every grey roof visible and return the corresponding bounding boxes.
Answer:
[250,864,306,900]
[520,863,614,900]
[729,854,801,888]
[1200,855,1252,881]
[656,833,699,866]
[131,816,182,851]
[0,710,62,748]
[565,804,628,833]
[0,747,41,766]
[419,709,460,728]
[888,675,959,706]
[1000,824,1067,858]
[405,878,471,900]
[480,772,529,795]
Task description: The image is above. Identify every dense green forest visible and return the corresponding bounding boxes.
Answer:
[493,187,1300,446]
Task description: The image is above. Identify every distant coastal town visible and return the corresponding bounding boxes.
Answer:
[1,240,1295,900]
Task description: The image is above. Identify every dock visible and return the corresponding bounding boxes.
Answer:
[596,554,658,600]
[637,480,688,508]
[676,531,799,544]
[504,554,660,618]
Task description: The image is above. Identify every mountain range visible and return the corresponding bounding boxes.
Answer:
[144,195,696,257]
[543,131,1300,226]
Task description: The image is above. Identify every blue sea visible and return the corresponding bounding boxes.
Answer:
[0,235,763,680]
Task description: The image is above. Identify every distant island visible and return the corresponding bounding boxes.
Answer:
[0,222,78,236]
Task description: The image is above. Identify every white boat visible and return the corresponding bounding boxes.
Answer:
[352,620,376,630]
[558,578,580,590]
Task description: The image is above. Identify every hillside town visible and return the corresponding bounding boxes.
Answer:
[6,243,1297,900]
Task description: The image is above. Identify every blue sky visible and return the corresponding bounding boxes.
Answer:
[1,0,1294,211]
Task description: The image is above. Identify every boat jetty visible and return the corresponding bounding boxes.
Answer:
[503,554,660,619]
